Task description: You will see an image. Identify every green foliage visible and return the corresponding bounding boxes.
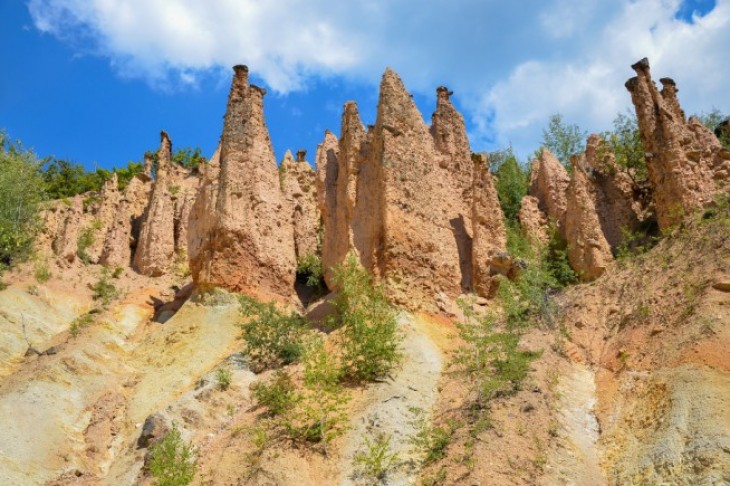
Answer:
[296,253,325,289]
[251,340,350,449]
[490,148,529,223]
[544,226,577,287]
[77,220,102,264]
[215,367,232,390]
[541,113,587,166]
[452,301,539,409]
[600,112,648,184]
[0,134,44,269]
[698,108,730,150]
[251,370,298,416]
[172,147,204,170]
[112,266,124,278]
[238,295,309,372]
[42,158,110,200]
[34,261,51,283]
[353,433,400,481]
[147,422,197,486]
[616,223,660,260]
[409,407,454,466]
[328,254,402,382]
[91,267,119,305]
[69,312,95,338]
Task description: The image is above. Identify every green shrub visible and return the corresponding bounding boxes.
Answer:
[238,295,309,372]
[328,254,402,383]
[91,268,119,305]
[408,407,455,466]
[34,261,51,283]
[77,220,102,265]
[147,422,196,486]
[69,312,95,338]
[111,266,124,278]
[251,370,298,416]
[541,114,587,166]
[215,367,232,391]
[353,433,400,481]
[491,149,529,223]
[452,300,540,409]
[296,253,325,289]
[0,133,44,270]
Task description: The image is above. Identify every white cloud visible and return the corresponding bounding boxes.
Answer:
[27,0,730,158]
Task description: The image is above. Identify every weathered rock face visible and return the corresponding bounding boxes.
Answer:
[529,149,570,232]
[133,132,176,276]
[170,164,200,257]
[187,147,220,281]
[582,134,643,250]
[85,173,121,264]
[316,69,505,306]
[471,155,508,297]
[52,197,84,264]
[191,66,296,296]
[518,196,550,245]
[100,173,152,268]
[564,155,614,281]
[315,131,343,289]
[625,58,730,229]
[280,150,320,261]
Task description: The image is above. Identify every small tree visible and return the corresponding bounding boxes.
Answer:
[147,422,196,486]
[490,148,529,224]
[0,133,45,270]
[329,255,402,382]
[541,114,586,166]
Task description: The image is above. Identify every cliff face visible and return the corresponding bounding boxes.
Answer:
[187,147,220,282]
[280,150,320,261]
[133,132,177,277]
[626,58,730,229]
[189,66,296,296]
[100,173,152,268]
[315,69,506,307]
[529,148,570,233]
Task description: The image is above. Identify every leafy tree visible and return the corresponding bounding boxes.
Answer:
[172,147,205,169]
[147,422,196,486]
[698,108,730,150]
[328,254,402,382]
[541,113,587,166]
[601,112,647,185]
[489,148,529,223]
[0,133,45,269]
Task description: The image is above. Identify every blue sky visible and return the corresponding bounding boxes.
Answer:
[0,0,726,171]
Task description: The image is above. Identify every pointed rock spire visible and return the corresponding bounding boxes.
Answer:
[133,131,176,276]
[626,57,727,229]
[529,148,570,234]
[191,65,295,296]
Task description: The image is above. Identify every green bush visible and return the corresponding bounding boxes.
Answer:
[328,255,402,382]
[408,407,455,466]
[215,367,232,391]
[77,220,102,264]
[69,312,95,338]
[251,370,298,416]
[490,149,529,223]
[238,295,309,372]
[34,261,51,283]
[452,300,540,409]
[91,267,119,305]
[147,422,196,486]
[354,433,400,481]
[296,253,325,289]
[0,133,44,270]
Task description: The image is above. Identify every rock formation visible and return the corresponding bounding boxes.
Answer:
[316,69,506,306]
[529,149,570,232]
[564,155,614,281]
[315,131,342,288]
[170,164,200,257]
[100,173,152,268]
[518,196,550,245]
[190,65,296,296]
[85,173,121,264]
[187,147,220,281]
[625,57,730,229]
[471,154,508,297]
[280,150,320,261]
[52,197,84,264]
[582,134,643,250]
[133,131,176,276]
